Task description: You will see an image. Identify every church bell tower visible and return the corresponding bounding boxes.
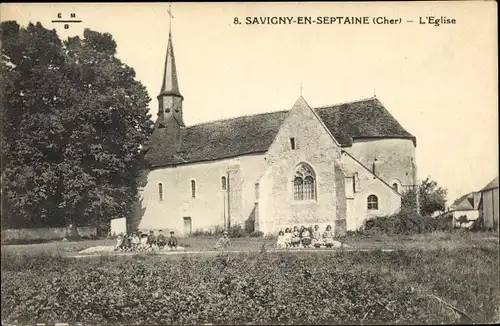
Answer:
[157,8,184,128]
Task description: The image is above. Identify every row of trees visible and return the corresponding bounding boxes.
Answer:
[1,21,154,232]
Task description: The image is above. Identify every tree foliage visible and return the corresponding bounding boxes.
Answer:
[1,21,153,229]
[401,176,448,217]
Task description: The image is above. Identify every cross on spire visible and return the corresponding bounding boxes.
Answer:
[159,3,181,99]
[300,82,303,96]
[167,4,174,33]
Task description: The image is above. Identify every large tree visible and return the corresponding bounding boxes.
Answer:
[1,21,153,232]
[401,176,448,217]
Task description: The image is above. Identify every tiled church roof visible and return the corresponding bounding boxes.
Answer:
[145,97,416,168]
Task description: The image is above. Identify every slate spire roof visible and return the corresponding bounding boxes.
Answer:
[158,31,181,98]
[145,97,417,168]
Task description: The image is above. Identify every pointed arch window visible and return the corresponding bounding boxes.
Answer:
[392,183,399,192]
[293,163,316,201]
[367,195,378,210]
[158,183,163,201]
[191,180,196,198]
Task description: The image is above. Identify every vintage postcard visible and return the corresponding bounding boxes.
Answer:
[1,1,498,325]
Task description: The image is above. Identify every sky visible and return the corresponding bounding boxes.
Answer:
[2,2,498,204]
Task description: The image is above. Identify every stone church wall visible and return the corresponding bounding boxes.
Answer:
[256,98,403,235]
[137,153,266,236]
[257,98,344,235]
[344,138,417,189]
[338,152,402,231]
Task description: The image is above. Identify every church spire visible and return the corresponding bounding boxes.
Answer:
[159,4,182,98]
[159,30,182,98]
[157,4,184,128]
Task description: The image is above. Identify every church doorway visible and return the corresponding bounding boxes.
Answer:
[183,217,192,236]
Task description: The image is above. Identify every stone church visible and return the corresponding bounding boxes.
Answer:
[135,30,418,236]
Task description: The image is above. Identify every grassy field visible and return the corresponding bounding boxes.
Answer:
[2,230,498,254]
[1,231,499,325]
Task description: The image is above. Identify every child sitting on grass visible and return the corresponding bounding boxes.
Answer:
[276,230,286,249]
[291,226,301,248]
[114,233,123,251]
[130,232,139,250]
[284,228,292,248]
[214,231,231,250]
[300,226,311,248]
[147,230,157,250]
[167,231,178,250]
[120,233,131,251]
[139,233,148,250]
[157,230,166,249]
[323,225,334,248]
[312,225,322,248]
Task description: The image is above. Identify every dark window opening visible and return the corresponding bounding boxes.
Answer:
[221,176,227,190]
[158,183,163,201]
[191,180,196,198]
[294,177,303,200]
[367,195,378,210]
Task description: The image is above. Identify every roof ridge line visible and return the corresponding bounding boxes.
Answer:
[185,97,379,128]
[314,96,378,110]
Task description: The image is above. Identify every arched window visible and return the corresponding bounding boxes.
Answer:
[191,180,196,198]
[367,195,378,210]
[158,183,163,201]
[294,177,303,200]
[221,176,227,190]
[392,183,399,192]
[304,176,315,200]
[293,163,316,201]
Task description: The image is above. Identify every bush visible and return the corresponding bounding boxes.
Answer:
[249,231,264,238]
[211,224,225,236]
[345,229,365,238]
[191,229,207,237]
[191,224,249,238]
[191,225,225,237]
[2,248,498,325]
[423,213,454,232]
[226,223,248,238]
[363,209,454,236]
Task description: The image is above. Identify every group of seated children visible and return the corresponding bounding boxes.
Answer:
[276,225,338,249]
[115,230,179,251]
